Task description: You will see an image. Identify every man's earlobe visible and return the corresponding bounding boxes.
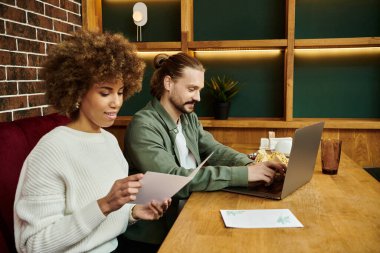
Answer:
[163,76,172,91]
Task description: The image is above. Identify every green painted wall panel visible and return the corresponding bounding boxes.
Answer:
[294,53,380,118]
[103,1,380,119]
[120,61,153,115]
[188,53,283,117]
[102,1,181,42]
[194,0,286,41]
[296,0,380,38]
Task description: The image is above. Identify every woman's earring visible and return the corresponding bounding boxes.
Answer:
[75,101,80,109]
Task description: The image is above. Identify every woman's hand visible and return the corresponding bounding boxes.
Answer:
[97,174,144,216]
[132,198,172,220]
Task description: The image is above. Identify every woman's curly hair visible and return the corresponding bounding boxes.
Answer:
[42,30,145,119]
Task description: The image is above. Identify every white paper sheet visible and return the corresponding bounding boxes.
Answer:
[220,209,303,228]
[131,152,213,204]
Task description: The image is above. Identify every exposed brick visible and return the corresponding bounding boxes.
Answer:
[28,13,53,30]
[0,81,17,95]
[46,43,57,55]
[0,67,5,80]
[37,67,45,80]
[0,0,15,6]
[18,81,46,94]
[37,29,60,43]
[13,107,41,120]
[7,66,37,80]
[0,51,27,66]
[0,20,5,34]
[0,36,17,50]
[0,111,12,122]
[0,4,27,23]
[17,38,45,54]
[28,94,46,107]
[17,0,44,15]
[43,106,58,115]
[73,25,82,32]
[60,32,73,42]
[46,5,67,21]
[54,20,74,34]
[12,52,27,66]
[67,12,81,25]
[44,0,60,7]
[28,54,46,67]
[6,22,36,40]
[0,96,27,110]
[61,0,79,14]
[0,50,10,64]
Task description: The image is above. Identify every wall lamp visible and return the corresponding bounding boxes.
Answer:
[132,2,148,42]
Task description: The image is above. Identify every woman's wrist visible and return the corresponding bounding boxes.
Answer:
[129,204,140,224]
[97,197,111,216]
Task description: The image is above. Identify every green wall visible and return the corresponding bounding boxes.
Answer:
[102,1,180,42]
[103,0,380,118]
[194,0,286,40]
[196,54,284,117]
[294,52,380,118]
[296,0,380,38]
[120,62,154,115]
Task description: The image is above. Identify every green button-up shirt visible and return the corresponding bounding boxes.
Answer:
[123,98,252,244]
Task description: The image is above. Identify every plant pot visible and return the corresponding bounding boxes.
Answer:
[214,102,231,120]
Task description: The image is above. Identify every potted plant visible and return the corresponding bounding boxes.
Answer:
[205,75,240,119]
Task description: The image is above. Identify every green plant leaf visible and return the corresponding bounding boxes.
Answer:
[205,75,240,102]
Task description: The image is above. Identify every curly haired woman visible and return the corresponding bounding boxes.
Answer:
[14,30,171,253]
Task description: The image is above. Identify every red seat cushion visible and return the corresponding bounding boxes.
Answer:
[0,113,70,253]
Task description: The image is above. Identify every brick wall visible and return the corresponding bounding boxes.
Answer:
[0,0,82,122]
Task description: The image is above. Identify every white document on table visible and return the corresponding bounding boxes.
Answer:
[131,152,213,204]
[220,209,303,228]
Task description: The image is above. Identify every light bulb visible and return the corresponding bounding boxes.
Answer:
[133,11,143,22]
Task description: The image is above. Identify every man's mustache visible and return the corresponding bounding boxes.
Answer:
[185,101,196,105]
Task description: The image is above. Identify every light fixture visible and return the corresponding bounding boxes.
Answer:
[132,2,147,42]
[194,49,282,60]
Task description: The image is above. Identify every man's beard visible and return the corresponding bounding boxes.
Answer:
[170,97,196,114]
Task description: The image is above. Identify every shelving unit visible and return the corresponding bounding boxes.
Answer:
[82,0,380,135]
[134,42,181,51]
[295,37,380,48]
[188,39,288,50]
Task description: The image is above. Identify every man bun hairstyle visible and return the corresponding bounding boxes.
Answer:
[150,52,204,100]
[153,54,169,69]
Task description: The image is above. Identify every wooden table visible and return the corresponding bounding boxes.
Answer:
[158,153,380,253]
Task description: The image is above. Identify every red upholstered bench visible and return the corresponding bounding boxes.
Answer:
[0,113,70,253]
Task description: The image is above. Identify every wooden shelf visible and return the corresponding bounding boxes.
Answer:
[133,42,181,51]
[84,0,380,123]
[295,37,380,48]
[113,116,380,130]
[188,39,287,50]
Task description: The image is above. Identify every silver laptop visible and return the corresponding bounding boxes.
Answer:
[223,122,324,200]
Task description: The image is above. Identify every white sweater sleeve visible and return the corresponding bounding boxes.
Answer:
[14,147,106,253]
[14,128,131,253]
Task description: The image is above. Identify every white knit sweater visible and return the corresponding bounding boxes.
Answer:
[14,126,134,253]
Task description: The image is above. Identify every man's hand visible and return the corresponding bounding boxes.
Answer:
[247,161,287,185]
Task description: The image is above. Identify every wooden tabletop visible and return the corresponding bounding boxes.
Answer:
[158,153,380,253]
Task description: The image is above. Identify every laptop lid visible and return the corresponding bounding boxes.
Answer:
[223,122,324,200]
[280,121,324,199]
